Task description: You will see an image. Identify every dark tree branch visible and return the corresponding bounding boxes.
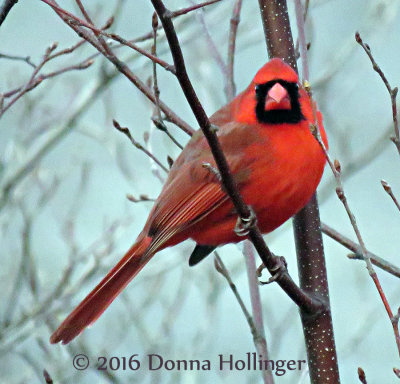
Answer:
[257,1,340,383]
[0,0,18,26]
[150,0,324,315]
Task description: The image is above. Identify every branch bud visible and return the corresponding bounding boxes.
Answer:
[46,42,59,55]
[79,59,94,69]
[334,159,341,173]
[167,156,174,168]
[357,367,367,384]
[303,80,311,94]
[380,179,391,193]
[335,187,345,201]
[309,123,317,136]
[103,16,114,30]
[210,124,219,133]
[126,194,138,202]
[152,12,159,29]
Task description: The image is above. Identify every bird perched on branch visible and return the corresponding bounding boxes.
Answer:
[51,58,327,344]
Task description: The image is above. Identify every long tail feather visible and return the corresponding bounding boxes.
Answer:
[50,236,153,344]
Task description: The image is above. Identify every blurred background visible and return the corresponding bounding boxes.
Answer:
[1,0,400,383]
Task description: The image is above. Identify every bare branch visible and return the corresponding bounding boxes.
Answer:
[170,0,222,18]
[306,80,400,357]
[214,250,273,384]
[321,222,400,279]
[0,52,36,68]
[356,32,400,156]
[226,0,242,101]
[40,0,194,136]
[242,241,274,384]
[113,120,169,174]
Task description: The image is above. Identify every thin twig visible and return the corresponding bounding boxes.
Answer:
[381,180,400,213]
[151,12,163,127]
[189,0,228,80]
[213,252,270,364]
[294,0,309,81]
[0,53,36,68]
[2,59,94,99]
[113,120,169,173]
[0,72,115,212]
[226,0,242,101]
[0,42,59,118]
[75,0,93,24]
[355,32,400,156]
[170,0,222,18]
[319,122,393,201]
[40,0,194,136]
[242,241,274,384]
[321,222,400,279]
[108,32,176,73]
[306,80,400,357]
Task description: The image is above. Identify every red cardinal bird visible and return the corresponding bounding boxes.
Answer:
[50,58,327,344]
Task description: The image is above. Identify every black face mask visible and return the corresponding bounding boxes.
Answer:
[255,80,305,125]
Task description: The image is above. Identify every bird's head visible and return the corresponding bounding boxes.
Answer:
[253,58,305,124]
[235,58,305,125]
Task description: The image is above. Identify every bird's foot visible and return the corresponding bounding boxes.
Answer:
[258,255,288,285]
[234,207,257,236]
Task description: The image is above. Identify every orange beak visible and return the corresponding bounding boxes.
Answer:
[265,83,290,111]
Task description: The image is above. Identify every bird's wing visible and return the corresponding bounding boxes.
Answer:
[145,159,230,253]
[144,118,263,253]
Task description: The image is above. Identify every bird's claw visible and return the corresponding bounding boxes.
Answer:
[256,262,266,278]
[234,207,257,236]
[258,256,287,285]
[202,162,222,181]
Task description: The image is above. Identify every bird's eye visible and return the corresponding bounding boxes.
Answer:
[255,85,261,94]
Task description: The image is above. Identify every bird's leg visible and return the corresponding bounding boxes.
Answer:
[234,206,257,236]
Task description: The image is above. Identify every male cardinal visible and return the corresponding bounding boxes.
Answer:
[50,58,327,344]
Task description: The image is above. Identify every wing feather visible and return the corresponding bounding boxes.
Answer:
[144,120,261,252]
